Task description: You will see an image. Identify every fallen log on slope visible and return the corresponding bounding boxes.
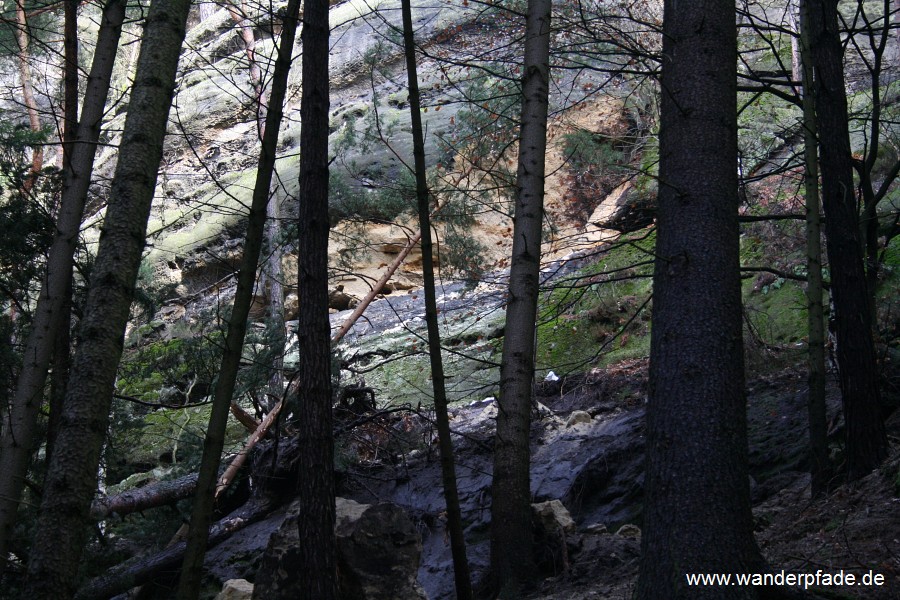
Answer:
[90,402,282,521]
[330,196,451,346]
[331,230,423,345]
[75,494,277,600]
[77,435,303,599]
[89,471,200,521]
[216,400,283,499]
[230,401,261,433]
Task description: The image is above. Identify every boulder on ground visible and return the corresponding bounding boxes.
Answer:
[532,499,577,576]
[329,285,360,311]
[215,578,253,600]
[565,410,592,427]
[253,497,427,600]
[336,498,427,600]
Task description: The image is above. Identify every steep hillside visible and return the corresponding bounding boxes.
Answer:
[1,0,898,598]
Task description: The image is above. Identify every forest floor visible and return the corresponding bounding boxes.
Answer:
[520,360,900,600]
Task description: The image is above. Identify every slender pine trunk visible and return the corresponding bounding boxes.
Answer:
[807,0,887,481]
[400,1,473,597]
[0,0,126,577]
[490,0,552,595]
[22,0,191,594]
[15,0,43,193]
[265,194,286,407]
[174,2,301,597]
[291,0,336,594]
[798,0,830,497]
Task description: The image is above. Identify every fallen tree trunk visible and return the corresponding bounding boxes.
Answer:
[230,401,261,433]
[78,435,303,599]
[76,494,276,600]
[331,230,423,345]
[89,471,199,521]
[216,400,283,499]
[89,403,281,522]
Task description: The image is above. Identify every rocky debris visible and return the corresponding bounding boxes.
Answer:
[336,500,428,600]
[284,293,299,320]
[249,498,427,600]
[533,500,576,534]
[614,523,641,540]
[330,285,361,311]
[586,180,655,235]
[215,578,253,600]
[564,410,592,427]
[191,365,856,600]
[533,500,578,575]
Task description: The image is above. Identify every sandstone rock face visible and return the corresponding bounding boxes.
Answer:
[252,497,427,599]
[283,293,299,320]
[583,178,656,239]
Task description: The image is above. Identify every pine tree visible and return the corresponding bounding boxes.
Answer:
[636,1,769,597]
[490,0,552,595]
[23,0,192,594]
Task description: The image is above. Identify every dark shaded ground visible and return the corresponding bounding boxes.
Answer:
[197,357,899,599]
[333,357,899,599]
[519,363,900,600]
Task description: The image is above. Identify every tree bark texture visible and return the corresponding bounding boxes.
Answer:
[636,1,766,598]
[853,0,896,330]
[798,0,830,497]
[22,0,191,594]
[490,0,551,595]
[0,0,126,577]
[257,0,336,595]
[62,0,79,158]
[46,281,72,467]
[401,1,473,597]
[806,0,887,480]
[174,3,300,596]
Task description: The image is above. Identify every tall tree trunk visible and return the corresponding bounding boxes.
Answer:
[62,0,79,160]
[0,0,126,577]
[799,0,830,497]
[174,2,300,596]
[807,0,887,481]
[253,0,336,595]
[46,282,72,468]
[46,0,81,479]
[490,0,551,595]
[15,0,43,193]
[636,1,767,598]
[226,0,286,409]
[293,0,335,590]
[22,0,191,594]
[401,1,473,597]
[265,193,286,407]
